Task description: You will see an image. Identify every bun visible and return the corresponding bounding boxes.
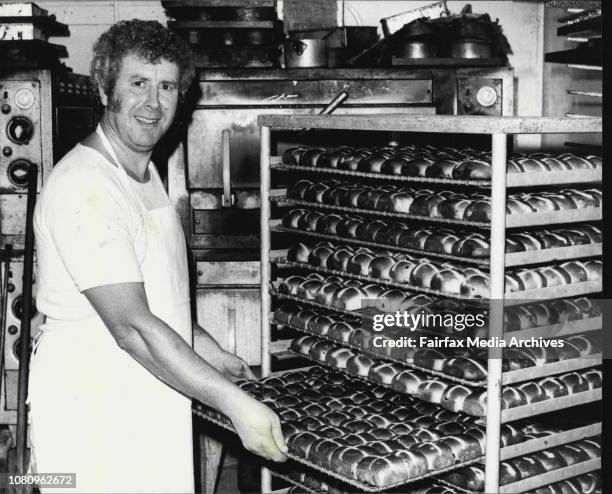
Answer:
[368,363,401,385]
[307,315,334,335]
[327,249,354,271]
[430,268,466,294]
[453,160,491,179]
[409,442,455,470]
[391,371,425,394]
[308,246,335,267]
[333,286,367,311]
[327,322,355,343]
[441,385,473,412]
[287,243,311,263]
[346,355,376,376]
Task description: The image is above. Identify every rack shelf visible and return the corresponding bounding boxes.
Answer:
[271,160,601,188]
[272,258,602,305]
[273,196,602,229]
[273,224,602,268]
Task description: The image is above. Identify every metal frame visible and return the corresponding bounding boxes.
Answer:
[259,114,602,494]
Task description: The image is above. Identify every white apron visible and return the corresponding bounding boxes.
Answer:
[28,128,195,493]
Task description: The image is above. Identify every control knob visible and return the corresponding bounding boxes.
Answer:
[7,116,34,144]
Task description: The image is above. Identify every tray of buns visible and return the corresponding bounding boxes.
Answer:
[289,335,602,418]
[277,147,601,188]
[272,284,602,341]
[439,437,601,493]
[275,178,602,228]
[275,303,602,387]
[276,209,602,267]
[274,242,603,302]
[194,366,591,491]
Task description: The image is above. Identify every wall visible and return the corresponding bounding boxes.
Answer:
[41,0,545,148]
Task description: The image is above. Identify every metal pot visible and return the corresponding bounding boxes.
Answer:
[284,38,328,68]
[451,39,492,58]
[398,40,436,59]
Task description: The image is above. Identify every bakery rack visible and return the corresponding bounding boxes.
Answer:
[259,114,601,494]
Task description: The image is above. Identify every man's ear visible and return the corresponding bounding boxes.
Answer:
[97,80,108,107]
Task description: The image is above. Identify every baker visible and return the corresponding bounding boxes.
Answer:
[29,19,287,493]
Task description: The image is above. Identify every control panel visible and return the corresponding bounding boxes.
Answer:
[0,80,42,193]
[457,78,503,116]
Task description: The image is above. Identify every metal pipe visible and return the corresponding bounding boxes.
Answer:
[259,125,272,494]
[484,133,507,494]
[0,248,11,401]
[298,91,349,136]
[16,162,38,474]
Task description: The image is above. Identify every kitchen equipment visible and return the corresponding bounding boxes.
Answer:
[451,39,492,59]
[298,90,349,135]
[398,40,436,59]
[284,38,328,68]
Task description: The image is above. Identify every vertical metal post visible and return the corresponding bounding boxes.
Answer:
[484,134,507,494]
[259,125,272,494]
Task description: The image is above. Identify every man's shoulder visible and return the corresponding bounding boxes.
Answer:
[47,143,118,188]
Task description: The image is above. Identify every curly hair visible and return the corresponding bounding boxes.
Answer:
[90,19,195,101]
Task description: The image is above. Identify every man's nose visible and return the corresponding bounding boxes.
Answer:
[145,86,161,109]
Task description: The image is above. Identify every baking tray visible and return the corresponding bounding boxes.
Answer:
[272,257,479,302]
[272,197,602,230]
[270,161,491,188]
[272,159,601,188]
[279,315,602,388]
[272,197,490,228]
[274,225,601,268]
[439,457,601,494]
[289,342,602,420]
[193,406,483,492]
[272,289,602,341]
[272,225,490,266]
[500,388,602,423]
[272,258,602,304]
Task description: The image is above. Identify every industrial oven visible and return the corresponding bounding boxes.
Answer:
[179,66,514,366]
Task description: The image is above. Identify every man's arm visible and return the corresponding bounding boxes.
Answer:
[192,322,257,380]
[84,281,287,462]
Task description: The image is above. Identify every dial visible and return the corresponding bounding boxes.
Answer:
[7,159,34,187]
[476,86,498,108]
[7,116,34,144]
[14,88,35,110]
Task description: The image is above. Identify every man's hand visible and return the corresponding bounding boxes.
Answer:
[227,395,288,463]
[213,350,256,381]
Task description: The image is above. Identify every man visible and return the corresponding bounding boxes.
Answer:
[29,19,286,493]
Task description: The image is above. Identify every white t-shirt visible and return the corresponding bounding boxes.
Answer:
[34,143,169,321]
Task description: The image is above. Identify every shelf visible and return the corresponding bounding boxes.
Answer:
[505,243,601,267]
[499,458,600,493]
[283,317,601,389]
[505,169,601,187]
[505,315,601,340]
[273,197,490,228]
[273,289,602,341]
[504,207,601,228]
[272,160,601,188]
[274,225,602,268]
[168,20,276,29]
[273,197,602,229]
[501,388,601,423]
[501,355,601,385]
[272,258,602,305]
[258,115,602,135]
[273,225,490,266]
[392,57,504,67]
[499,423,601,460]
[504,280,601,304]
[270,472,322,494]
[271,161,491,188]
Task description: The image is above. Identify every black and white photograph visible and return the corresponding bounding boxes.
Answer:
[0,0,604,493]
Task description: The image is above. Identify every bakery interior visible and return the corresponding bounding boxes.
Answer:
[0,0,604,493]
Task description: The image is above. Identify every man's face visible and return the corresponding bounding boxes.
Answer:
[100,53,179,153]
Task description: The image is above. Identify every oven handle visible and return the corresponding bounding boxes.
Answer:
[221,129,235,208]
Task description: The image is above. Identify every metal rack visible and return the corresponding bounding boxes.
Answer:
[260,114,602,493]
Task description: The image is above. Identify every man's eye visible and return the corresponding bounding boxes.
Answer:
[133,81,145,87]
[161,83,176,91]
